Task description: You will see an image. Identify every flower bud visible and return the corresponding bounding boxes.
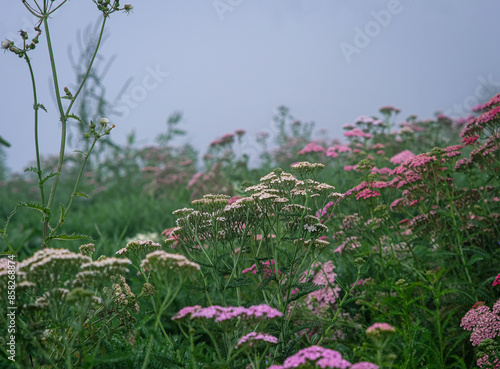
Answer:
[100,117,110,126]
[1,39,11,50]
[142,283,156,296]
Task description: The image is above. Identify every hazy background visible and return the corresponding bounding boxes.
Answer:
[1,0,499,173]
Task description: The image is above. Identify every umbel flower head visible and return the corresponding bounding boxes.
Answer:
[116,239,161,258]
[18,248,91,288]
[172,304,282,323]
[235,332,278,349]
[140,250,200,275]
[268,346,351,369]
[366,322,397,338]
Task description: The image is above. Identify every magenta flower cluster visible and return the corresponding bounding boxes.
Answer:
[172,304,283,322]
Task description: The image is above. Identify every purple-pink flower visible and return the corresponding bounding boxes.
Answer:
[268,346,351,369]
[366,322,396,336]
[298,142,326,155]
[344,128,372,139]
[390,150,415,165]
[460,299,500,346]
[173,304,283,323]
[235,332,278,349]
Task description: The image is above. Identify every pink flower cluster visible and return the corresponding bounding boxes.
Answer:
[242,259,281,278]
[298,142,326,155]
[210,132,235,147]
[304,261,340,311]
[235,332,278,349]
[355,188,381,200]
[366,322,396,336]
[344,128,372,139]
[268,346,351,369]
[389,150,415,165]
[172,304,283,322]
[460,299,500,346]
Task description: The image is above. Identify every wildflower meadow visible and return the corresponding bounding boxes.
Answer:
[1,2,499,369]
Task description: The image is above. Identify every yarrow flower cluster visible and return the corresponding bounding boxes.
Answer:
[461,299,500,346]
[140,250,200,275]
[366,322,396,337]
[115,239,161,258]
[268,346,355,369]
[172,304,283,322]
[235,332,278,349]
[298,142,326,155]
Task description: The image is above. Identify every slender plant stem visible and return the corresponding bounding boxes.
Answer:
[24,54,49,245]
[43,15,68,217]
[43,14,107,244]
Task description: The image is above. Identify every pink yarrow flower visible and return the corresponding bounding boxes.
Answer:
[268,345,351,369]
[235,332,278,349]
[460,299,500,346]
[493,274,500,287]
[366,323,396,336]
[355,189,381,200]
[344,128,372,139]
[390,150,415,164]
[298,142,326,155]
[173,304,283,323]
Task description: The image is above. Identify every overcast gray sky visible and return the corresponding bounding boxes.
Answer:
[1,1,500,173]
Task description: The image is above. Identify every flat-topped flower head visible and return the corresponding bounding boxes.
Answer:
[171,305,202,320]
[291,162,325,177]
[75,257,131,287]
[366,322,396,337]
[379,105,400,115]
[461,299,500,346]
[235,332,278,349]
[172,207,195,217]
[344,128,372,139]
[18,248,91,287]
[269,346,351,369]
[173,304,282,323]
[141,250,200,275]
[298,142,326,155]
[390,150,415,165]
[116,240,161,258]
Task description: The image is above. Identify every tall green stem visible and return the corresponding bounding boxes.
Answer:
[44,15,68,213]
[24,54,48,243]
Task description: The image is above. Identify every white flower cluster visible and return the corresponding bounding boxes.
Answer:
[116,239,161,258]
[140,250,200,275]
